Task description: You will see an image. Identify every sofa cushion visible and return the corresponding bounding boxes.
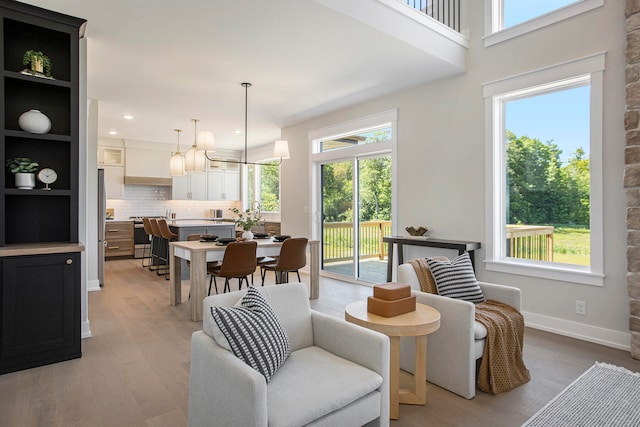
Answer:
[210,286,291,382]
[267,346,383,427]
[474,320,488,340]
[426,253,486,303]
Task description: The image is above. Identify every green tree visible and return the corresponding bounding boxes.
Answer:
[506,131,589,226]
[322,162,353,222]
[359,156,391,221]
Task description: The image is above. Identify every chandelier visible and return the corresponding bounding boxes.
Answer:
[201,82,289,166]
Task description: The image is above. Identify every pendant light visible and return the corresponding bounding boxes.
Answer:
[184,119,206,172]
[203,82,289,166]
[169,129,186,177]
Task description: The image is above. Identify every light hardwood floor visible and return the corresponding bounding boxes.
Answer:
[1,258,639,426]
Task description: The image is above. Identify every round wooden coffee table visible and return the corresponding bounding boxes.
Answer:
[345,300,440,420]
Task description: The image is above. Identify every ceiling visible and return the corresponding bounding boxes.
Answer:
[20,0,464,150]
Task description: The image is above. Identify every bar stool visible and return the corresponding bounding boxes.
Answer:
[157,219,179,279]
[141,217,153,268]
[261,237,308,285]
[148,219,164,272]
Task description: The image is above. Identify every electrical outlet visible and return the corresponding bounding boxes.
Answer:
[576,300,586,315]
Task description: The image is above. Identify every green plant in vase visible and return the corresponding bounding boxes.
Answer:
[6,157,39,189]
[22,50,52,78]
[230,207,262,240]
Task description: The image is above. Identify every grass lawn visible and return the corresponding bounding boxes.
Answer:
[551,225,590,266]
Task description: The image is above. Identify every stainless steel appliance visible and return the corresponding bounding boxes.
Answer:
[98,169,106,286]
[130,216,164,259]
[210,208,223,219]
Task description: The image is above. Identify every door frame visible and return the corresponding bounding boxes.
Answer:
[309,109,398,284]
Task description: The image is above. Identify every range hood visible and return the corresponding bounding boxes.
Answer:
[124,176,172,186]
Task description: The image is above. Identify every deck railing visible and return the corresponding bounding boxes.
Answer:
[506,225,554,262]
[323,221,392,262]
[403,0,460,32]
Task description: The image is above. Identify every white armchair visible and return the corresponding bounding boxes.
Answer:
[188,283,390,427]
[397,263,521,399]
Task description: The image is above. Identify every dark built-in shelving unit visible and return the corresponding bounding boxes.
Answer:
[0,0,86,375]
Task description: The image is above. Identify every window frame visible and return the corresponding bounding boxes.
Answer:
[483,0,604,47]
[483,53,605,286]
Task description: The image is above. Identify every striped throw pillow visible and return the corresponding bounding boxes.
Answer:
[425,253,485,303]
[210,287,291,382]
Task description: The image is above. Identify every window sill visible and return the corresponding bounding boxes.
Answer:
[484,259,604,286]
[484,0,603,48]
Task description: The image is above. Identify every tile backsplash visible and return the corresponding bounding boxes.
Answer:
[106,185,242,220]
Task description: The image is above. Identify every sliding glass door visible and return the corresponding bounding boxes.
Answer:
[320,154,391,283]
[311,111,397,285]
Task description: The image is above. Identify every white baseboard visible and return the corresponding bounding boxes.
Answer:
[87,279,101,292]
[81,320,92,339]
[523,311,631,351]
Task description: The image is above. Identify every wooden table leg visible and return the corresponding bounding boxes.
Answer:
[389,335,400,420]
[309,240,320,299]
[399,334,427,405]
[414,335,427,403]
[190,251,206,322]
[169,244,181,305]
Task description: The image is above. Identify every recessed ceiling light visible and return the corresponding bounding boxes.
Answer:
[122,114,134,120]
[234,129,242,134]
[108,130,118,135]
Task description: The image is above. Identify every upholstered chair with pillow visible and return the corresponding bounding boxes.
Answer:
[188,283,390,427]
[397,255,521,399]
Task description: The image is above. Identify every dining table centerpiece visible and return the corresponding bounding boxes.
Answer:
[230,207,262,240]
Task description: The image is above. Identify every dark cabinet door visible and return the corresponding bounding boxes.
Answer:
[0,252,81,374]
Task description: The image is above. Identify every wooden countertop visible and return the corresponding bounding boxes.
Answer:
[0,242,85,257]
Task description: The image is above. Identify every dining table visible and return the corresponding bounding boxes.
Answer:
[169,238,320,321]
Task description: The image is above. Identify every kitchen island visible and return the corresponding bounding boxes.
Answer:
[168,220,235,279]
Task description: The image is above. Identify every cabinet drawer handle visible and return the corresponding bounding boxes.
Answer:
[108,229,120,232]
[108,246,120,250]
[66,259,73,265]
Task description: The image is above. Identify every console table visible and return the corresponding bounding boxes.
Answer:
[383,236,481,282]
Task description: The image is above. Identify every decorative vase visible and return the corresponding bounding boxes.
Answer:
[242,230,254,241]
[18,109,51,134]
[15,172,35,189]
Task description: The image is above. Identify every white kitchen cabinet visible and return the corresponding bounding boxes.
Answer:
[104,165,124,199]
[172,172,207,200]
[207,170,240,201]
[98,146,124,166]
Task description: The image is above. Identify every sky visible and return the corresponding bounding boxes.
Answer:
[506,85,590,162]
[504,0,578,28]
[503,1,588,163]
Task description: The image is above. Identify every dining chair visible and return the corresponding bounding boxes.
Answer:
[208,241,257,295]
[260,237,308,285]
[157,219,179,279]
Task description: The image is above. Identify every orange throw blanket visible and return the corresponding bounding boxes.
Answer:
[408,260,530,394]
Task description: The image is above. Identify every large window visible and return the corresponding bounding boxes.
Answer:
[485,0,603,47]
[484,54,604,285]
[248,161,280,212]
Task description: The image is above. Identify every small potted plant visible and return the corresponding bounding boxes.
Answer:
[22,50,52,78]
[6,157,39,189]
[230,207,262,240]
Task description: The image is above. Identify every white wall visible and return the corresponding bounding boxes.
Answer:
[280,1,629,348]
